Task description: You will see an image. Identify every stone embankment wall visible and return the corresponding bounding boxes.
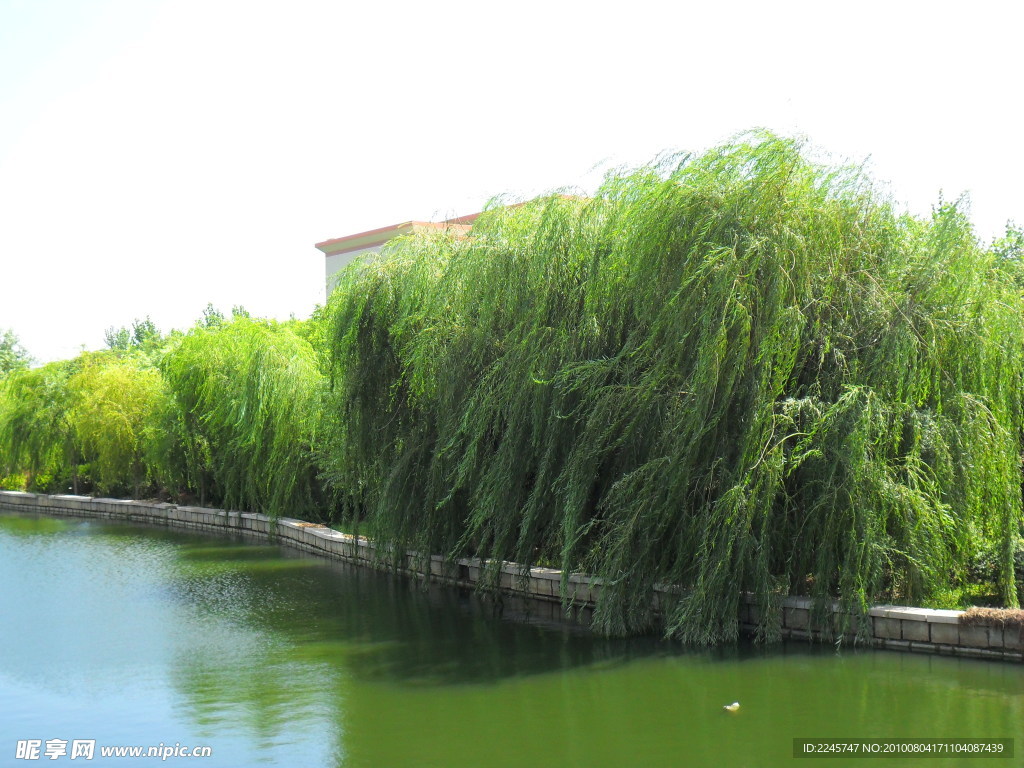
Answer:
[747,599,1021,662]
[1,490,1020,663]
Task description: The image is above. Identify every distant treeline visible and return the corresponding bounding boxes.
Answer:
[3,132,1023,641]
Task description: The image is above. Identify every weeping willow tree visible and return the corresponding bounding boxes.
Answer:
[159,317,327,519]
[0,360,77,491]
[0,353,170,495]
[66,354,169,496]
[323,132,1024,643]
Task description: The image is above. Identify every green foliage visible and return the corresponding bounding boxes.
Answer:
[104,316,163,355]
[0,329,30,377]
[159,317,327,518]
[0,352,169,495]
[67,355,169,495]
[993,221,1024,262]
[104,326,131,351]
[200,303,226,329]
[322,131,1024,642]
[0,473,27,491]
[0,360,77,490]
[991,222,1024,288]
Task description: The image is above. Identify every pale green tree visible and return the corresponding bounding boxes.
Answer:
[0,329,30,377]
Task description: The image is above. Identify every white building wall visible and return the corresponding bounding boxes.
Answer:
[325,246,382,297]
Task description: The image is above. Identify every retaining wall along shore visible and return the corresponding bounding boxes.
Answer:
[1,490,1020,662]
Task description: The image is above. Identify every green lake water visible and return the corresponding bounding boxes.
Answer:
[1,511,1021,767]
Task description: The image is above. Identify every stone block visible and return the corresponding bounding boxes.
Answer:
[651,591,664,613]
[884,639,911,651]
[0,491,36,502]
[784,607,809,630]
[959,647,1002,660]
[930,622,958,645]
[901,619,930,642]
[958,625,989,648]
[833,612,859,634]
[53,494,88,509]
[874,617,901,640]
[987,627,1004,649]
[563,580,585,603]
[1002,627,1023,652]
[920,609,961,624]
[530,577,553,597]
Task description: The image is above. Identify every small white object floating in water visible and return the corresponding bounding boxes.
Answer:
[723,702,740,712]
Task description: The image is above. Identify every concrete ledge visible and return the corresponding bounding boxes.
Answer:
[872,605,960,624]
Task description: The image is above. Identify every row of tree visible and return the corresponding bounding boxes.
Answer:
[0,309,329,522]
[2,132,1022,641]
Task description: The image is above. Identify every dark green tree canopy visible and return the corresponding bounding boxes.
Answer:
[322,132,1024,642]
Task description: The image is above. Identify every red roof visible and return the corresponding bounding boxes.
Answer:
[315,212,482,256]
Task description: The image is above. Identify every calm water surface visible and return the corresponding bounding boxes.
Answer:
[1,512,1021,767]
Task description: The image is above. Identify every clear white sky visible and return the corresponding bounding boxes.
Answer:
[2,0,1021,363]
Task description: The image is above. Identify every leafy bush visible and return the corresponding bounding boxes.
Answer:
[0,473,27,491]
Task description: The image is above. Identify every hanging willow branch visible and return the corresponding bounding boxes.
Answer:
[322,131,1024,643]
[160,318,326,519]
